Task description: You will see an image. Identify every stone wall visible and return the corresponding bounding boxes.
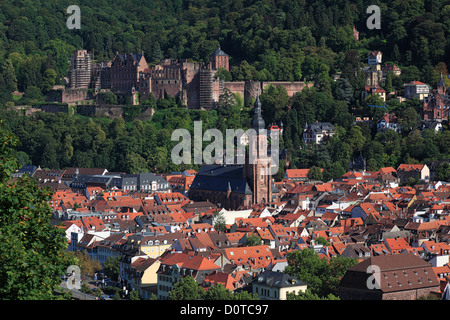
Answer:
[76,105,125,118]
[263,81,313,96]
[223,80,313,105]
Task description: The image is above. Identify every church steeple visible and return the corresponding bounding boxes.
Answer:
[251,95,265,134]
[244,94,272,206]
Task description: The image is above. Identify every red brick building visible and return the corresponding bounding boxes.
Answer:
[423,75,449,122]
[338,253,441,300]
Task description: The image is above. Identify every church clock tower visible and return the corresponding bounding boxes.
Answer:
[244,95,272,205]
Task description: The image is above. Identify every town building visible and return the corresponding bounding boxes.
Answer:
[377,113,400,133]
[252,270,307,300]
[397,164,430,184]
[303,122,336,145]
[361,85,387,102]
[338,253,441,300]
[156,251,222,300]
[404,81,430,101]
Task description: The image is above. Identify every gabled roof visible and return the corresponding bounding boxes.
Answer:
[397,164,425,172]
[384,237,411,253]
[371,243,390,255]
[285,169,310,179]
[159,252,221,271]
[223,245,273,269]
[203,271,236,291]
[340,253,439,293]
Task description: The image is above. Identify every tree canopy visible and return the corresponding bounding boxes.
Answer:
[0,121,74,299]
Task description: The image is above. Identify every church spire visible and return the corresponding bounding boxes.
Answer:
[251,95,265,133]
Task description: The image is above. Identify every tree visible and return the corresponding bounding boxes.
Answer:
[285,248,357,297]
[151,41,164,62]
[1,60,18,92]
[345,125,366,156]
[23,86,44,103]
[71,251,102,277]
[246,234,262,246]
[215,67,232,81]
[260,84,290,125]
[103,256,121,281]
[284,248,330,296]
[287,289,339,300]
[323,161,345,181]
[213,210,227,232]
[41,68,57,93]
[0,122,74,299]
[308,166,323,181]
[434,162,450,182]
[103,91,118,105]
[333,78,353,105]
[124,152,148,174]
[203,283,234,300]
[399,107,419,132]
[129,290,140,300]
[168,275,205,300]
[316,236,330,246]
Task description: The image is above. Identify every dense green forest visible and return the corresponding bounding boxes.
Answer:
[0,0,449,181]
[0,0,449,99]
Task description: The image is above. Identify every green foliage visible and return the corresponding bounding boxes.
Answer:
[103,92,118,105]
[213,210,227,233]
[103,256,121,281]
[0,122,74,299]
[168,276,258,300]
[307,166,323,181]
[168,275,205,300]
[284,248,358,297]
[246,234,262,246]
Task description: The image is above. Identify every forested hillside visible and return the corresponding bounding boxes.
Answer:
[0,0,449,181]
[0,0,449,98]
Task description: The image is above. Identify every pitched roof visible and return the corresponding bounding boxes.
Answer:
[223,245,274,269]
[285,169,310,179]
[384,237,411,253]
[397,164,425,171]
[340,253,440,293]
[159,252,221,271]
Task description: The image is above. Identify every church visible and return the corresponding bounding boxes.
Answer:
[188,96,279,210]
[423,74,449,123]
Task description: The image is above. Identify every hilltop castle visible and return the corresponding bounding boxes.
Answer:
[63,46,312,109]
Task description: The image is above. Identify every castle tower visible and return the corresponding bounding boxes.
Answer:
[244,96,272,205]
[209,44,229,71]
[69,50,92,89]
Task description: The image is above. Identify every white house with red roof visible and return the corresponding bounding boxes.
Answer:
[404,80,430,101]
[361,85,386,102]
[377,113,400,133]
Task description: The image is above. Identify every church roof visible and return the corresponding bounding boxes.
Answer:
[190,165,253,195]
